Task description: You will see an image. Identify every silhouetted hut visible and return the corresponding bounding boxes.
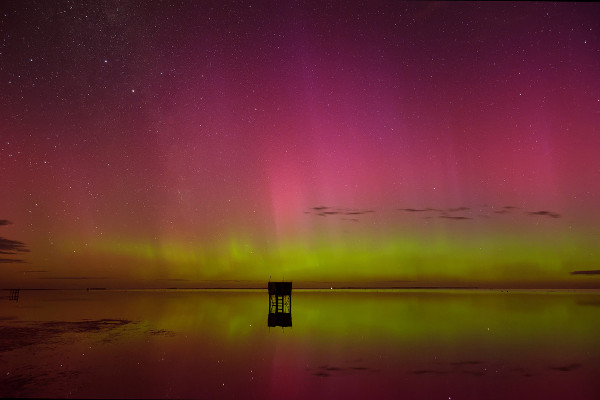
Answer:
[268,281,292,327]
[9,289,20,301]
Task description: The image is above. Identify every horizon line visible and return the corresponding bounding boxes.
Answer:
[3,286,599,291]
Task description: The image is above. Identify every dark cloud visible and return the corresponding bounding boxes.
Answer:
[550,363,581,372]
[447,207,470,212]
[147,329,177,337]
[408,361,490,377]
[40,276,113,280]
[0,258,26,263]
[399,205,568,222]
[439,215,471,220]
[0,237,30,254]
[0,241,29,262]
[0,221,29,264]
[307,363,379,377]
[320,366,342,371]
[345,210,374,215]
[527,211,560,218]
[409,369,448,375]
[570,270,600,275]
[307,206,375,219]
[401,207,472,216]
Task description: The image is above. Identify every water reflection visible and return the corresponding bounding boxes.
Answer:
[0,289,599,399]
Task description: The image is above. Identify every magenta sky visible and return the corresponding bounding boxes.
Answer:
[1,2,600,288]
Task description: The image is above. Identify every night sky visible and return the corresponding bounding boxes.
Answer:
[1,1,599,288]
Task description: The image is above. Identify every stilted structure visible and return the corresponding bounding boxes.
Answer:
[268,281,292,328]
[8,289,20,301]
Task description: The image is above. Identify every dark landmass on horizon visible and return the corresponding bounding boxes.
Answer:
[571,270,600,275]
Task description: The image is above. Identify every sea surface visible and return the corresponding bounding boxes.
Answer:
[1,289,599,399]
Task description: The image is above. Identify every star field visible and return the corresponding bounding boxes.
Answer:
[1,1,599,288]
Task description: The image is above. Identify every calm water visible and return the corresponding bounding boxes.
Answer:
[1,289,599,399]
